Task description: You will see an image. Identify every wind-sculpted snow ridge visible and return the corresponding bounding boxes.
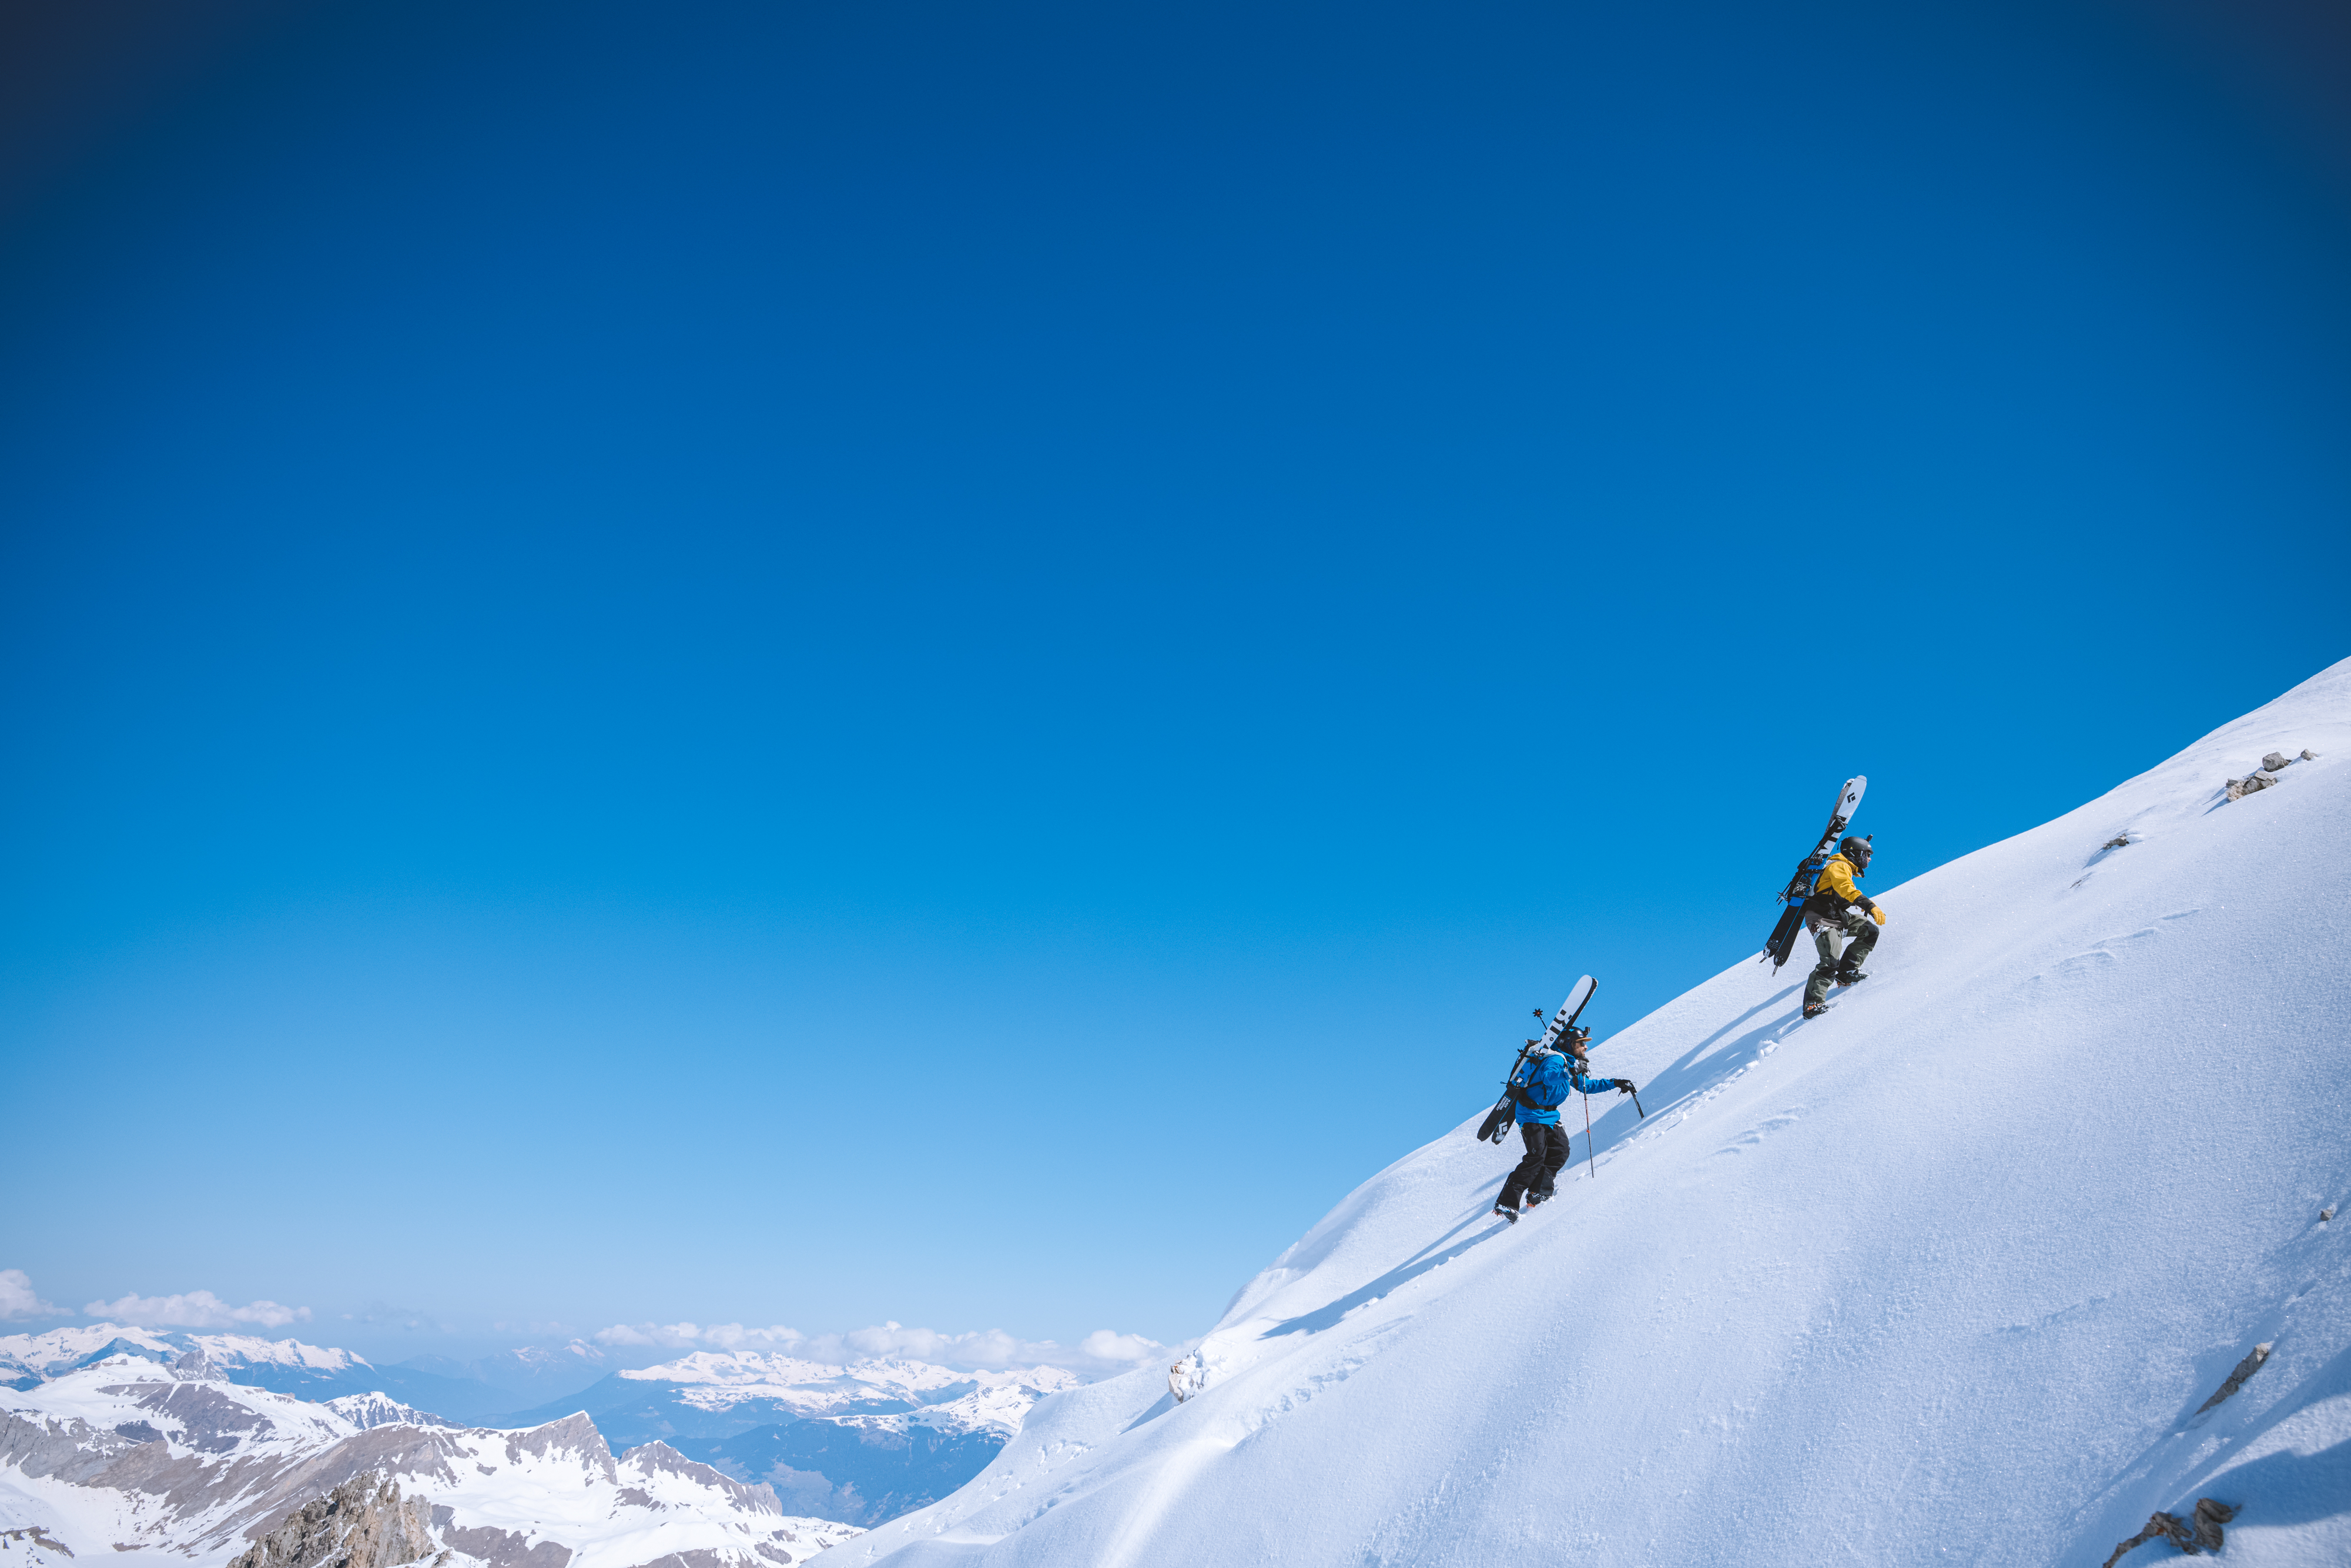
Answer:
[830,657,2351,1568]
[0,1355,861,1568]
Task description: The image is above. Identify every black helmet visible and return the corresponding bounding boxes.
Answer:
[1838,835,1874,870]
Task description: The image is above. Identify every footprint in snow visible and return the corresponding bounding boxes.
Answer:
[1715,1113,1800,1156]
[2059,926,2165,973]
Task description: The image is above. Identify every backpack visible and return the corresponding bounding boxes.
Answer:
[1508,1053,1570,1111]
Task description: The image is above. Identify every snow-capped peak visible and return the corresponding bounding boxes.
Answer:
[321,1391,455,1430]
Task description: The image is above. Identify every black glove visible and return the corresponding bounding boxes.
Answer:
[1613,1078,1636,1093]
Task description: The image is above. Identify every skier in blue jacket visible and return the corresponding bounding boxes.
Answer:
[1493,1028,1633,1221]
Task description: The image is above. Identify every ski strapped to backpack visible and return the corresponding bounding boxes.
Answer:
[1475,975,1597,1144]
[1761,776,1867,972]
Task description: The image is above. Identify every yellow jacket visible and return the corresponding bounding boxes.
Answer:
[1811,855,1877,912]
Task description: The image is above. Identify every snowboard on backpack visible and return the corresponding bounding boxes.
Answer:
[1475,975,1597,1144]
[1762,776,1867,971]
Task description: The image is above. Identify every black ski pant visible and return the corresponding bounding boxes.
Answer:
[1804,904,1879,1006]
[1498,1121,1572,1210]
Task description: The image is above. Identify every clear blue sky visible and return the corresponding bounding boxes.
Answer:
[4,0,2346,1362]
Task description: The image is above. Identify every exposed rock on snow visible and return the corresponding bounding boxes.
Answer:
[1,1526,75,1558]
[2193,1341,2272,1414]
[2101,1497,2236,1565]
[225,1475,441,1568]
[2226,743,2317,799]
[321,1398,454,1433]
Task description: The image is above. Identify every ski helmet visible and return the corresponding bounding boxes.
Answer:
[1838,834,1874,870]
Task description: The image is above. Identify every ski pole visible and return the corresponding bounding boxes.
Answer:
[1583,1085,1596,1178]
[1630,1085,1646,1118]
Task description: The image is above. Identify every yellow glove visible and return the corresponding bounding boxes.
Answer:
[1869,903,1887,926]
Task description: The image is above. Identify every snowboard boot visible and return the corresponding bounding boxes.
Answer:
[1835,963,1867,987]
[1526,1189,1551,1208]
[1802,999,1829,1019]
[1492,1204,1519,1224]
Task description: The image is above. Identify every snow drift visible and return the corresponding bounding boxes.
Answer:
[832,658,2351,1568]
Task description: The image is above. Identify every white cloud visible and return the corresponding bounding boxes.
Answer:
[1076,1329,1161,1364]
[83,1290,310,1329]
[0,1269,58,1320]
[593,1321,803,1351]
[591,1317,1163,1373]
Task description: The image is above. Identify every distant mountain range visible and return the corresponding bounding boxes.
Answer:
[2,1326,1086,1530]
[1,1346,860,1568]
[487,1349,1081,1525]
[0,1324,612,1424]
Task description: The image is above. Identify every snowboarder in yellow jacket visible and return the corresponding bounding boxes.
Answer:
[1802,835,1886,1018]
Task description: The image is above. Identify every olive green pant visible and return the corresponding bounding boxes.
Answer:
[1804,905,1878,1006]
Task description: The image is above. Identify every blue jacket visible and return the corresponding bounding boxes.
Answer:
[1508,1050,1615,1126]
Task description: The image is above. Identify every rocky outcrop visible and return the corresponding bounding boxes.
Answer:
[2225,746,2318,800]
[324,1395,455,1433]
[0,1410,148,1485]
[0,1527,74,1558]
[227,1474,443,1568]
[2100,1498,2235,1564]
[2195,1342,2272,1414]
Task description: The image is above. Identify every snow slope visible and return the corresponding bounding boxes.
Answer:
[832,658,2351,1568]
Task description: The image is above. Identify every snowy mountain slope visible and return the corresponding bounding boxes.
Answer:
[0,1355,860,1568]
[830,658,2351,1568]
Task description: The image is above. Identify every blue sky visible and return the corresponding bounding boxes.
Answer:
[3,0,2346,1364]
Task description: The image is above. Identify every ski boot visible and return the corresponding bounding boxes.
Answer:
[1526,1190,1550,1209]
[1802,999,1829,1019]
[1835,963,1867,987]
[1492,1204,1519,1225]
